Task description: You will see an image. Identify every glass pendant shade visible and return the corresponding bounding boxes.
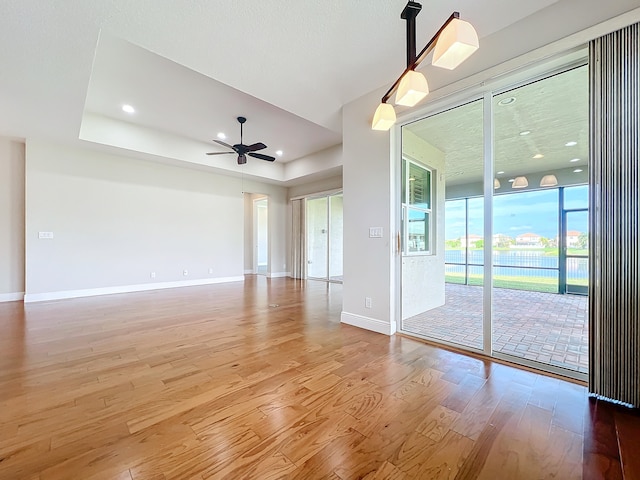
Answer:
[494,178,501,189]
[432,18,479,70]
[395,70,429,107]
[371,103,396,131]
[540,174,558,187]
[512,176,528,189]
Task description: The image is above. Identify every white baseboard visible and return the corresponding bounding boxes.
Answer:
[340,311,396,336]
[0,292,24,303]
[244,269,255,274]
[267,272,290,278]
[23,276,245,303]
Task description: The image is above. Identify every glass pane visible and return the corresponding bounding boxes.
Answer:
[329,194,343,282]
[401,99,484,350]
[402,160,407,205]
[445,199,466,265]
[565,209,588,295]
[307,197,328,279]
[493,66,588,374]
[467,196,484,264]
[408,163,431,209]
[566,210,588,253]
[445,263,465,284]
[567,257,588,287]
[493,266,558,293]
[564,184,588,210]
[407,208,429,253]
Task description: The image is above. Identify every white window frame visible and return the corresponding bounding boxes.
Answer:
[402,157,433,256]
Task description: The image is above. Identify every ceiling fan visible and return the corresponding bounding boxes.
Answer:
[206,116,276,165]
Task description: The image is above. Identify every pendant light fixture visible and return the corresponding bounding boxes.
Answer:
[372,2,479,131]
[432,18,480,70]
[494,178,501,189]
[540,174,558,187]
[512,176,529,189]
[396,71,430,107]
[372,103,397,131]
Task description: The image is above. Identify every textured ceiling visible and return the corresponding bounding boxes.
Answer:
[405,64,589,186]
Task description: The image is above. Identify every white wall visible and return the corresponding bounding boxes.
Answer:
[287,174,342,200]
[341,87,396,335]
[283,145,342,183]
[24,140,288,301]
[0,137,25,301]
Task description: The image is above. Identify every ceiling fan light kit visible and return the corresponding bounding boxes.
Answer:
[206,116,276,165]
[372,1,479,131]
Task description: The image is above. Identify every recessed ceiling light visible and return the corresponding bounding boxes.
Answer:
[574,168,583,173]
[519,130,531,136]
[497,171,505,174]
[275,150,283,156]
[122,104,135,114]
[565,141,577,146]
[533,154,544,159]
[217,132,226,140]
[498,97,516,106]
[508,178,515,183]
[570,158,580,162]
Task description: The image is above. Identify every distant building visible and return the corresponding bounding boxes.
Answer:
[566,230,581,247]
[492,233,513,247]
[460,234,483,248]
[515,232,542,247]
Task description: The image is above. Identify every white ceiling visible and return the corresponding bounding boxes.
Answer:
[0,0,638,184]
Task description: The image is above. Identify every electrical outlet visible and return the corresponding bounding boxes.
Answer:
[208,268,213,274]
[150,272,156,278]
[365,297,372,308]
[183,270,188,276]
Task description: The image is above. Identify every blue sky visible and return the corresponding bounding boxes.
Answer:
[445,186,588,240]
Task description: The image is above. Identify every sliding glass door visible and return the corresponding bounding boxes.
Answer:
[400,99,485,351]
[398,62,589,379]
[307,193,343,283]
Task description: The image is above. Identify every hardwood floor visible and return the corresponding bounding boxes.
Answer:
[0,276,636,479]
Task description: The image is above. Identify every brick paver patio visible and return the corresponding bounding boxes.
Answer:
[402,283,588,374]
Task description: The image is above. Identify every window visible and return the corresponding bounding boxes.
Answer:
[402,159,433,254]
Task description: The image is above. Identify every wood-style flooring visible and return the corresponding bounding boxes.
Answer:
[0,276,638,479]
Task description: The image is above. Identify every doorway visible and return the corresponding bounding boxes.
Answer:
[307,193,343,283]
[253,197,268,275]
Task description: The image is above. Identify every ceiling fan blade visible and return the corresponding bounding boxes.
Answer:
[244,142,267,152]
[248,152,276,162]
[213,139,234,150]
[206,151,234,155]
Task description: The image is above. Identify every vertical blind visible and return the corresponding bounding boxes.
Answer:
[589,22,640,407]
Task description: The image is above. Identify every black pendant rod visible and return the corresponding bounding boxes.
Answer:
[401,2,421,67]
[381,10,460,104]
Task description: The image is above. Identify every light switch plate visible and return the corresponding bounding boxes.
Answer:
[369,227,383,238]
[38,231,54,239]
